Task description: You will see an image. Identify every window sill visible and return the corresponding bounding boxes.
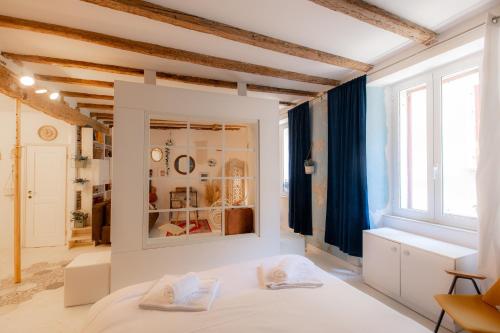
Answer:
[383,214,478,233]
[143,232,259,250]
[381,214,478,249]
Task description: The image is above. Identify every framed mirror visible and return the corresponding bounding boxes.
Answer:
[174,155,195,175]
[151,148,163,162]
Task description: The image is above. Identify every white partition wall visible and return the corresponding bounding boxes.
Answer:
[111,81,280,290]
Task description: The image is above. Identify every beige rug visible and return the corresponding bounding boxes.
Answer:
[0,260,70,307]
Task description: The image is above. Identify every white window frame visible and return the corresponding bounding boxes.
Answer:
[392,73,434,222]
[279,117,289,197]
[391,54,481,231]
[143,112,260,248]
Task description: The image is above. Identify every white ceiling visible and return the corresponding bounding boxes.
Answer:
[0,0,497,112]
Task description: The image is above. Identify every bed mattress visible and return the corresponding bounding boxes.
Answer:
[82,255,431,333]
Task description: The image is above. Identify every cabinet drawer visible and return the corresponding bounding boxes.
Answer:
[363,233,400,298]
[401,244,454,322]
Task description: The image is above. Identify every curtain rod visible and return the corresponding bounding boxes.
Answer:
[282,14,499,113]
[368,15,498,78]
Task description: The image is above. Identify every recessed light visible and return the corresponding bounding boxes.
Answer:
[35,88,48,94]
[49,92,60,100]
[20,76,35,86]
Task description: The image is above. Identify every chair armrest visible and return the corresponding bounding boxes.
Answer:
[445,269,487,280]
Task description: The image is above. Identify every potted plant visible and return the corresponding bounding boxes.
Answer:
[73,178,89,185]
[304,145,315,174]
[71,210,88,228]
[304,158,315,174]
[74,155,90,168]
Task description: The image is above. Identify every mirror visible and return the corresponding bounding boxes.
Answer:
[151,148,163,162]
[174,155,195,175]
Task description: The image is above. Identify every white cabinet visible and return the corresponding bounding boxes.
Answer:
[400,244,454,321]
[363,228,477,331]
[363,233,400,298]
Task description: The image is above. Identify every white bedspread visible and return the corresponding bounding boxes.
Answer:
[82,255,431,333]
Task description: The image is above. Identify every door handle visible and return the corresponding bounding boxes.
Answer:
[28,190,32,199]
[403,250,410,256]
[391,246,398,252]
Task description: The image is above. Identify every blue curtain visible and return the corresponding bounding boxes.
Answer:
[288,102,312,235]
[325,75,370,257]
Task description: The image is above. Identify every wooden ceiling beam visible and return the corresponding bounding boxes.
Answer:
[60,91,114,100]
[279,101,297,106]
[3,53,318,97]
[0,65,109,133]
[35,74,114,88]
[91,111,113,116]
[82,0,372,72]
[77,102,113,110]
[33,72,317,97]
[309,0,437,44]
[0,15,339,86]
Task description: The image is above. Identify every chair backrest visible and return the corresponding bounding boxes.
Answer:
[483,278,500,307]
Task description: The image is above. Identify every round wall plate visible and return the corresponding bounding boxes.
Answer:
[38,125,58,141]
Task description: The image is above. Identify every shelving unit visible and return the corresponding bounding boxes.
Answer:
[69,127,112,248]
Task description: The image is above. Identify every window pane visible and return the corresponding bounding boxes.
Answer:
[283,127,289,193]
[399,84,428,211]
[441,69,479,218]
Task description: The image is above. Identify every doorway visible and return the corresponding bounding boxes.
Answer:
[24,145,67,247]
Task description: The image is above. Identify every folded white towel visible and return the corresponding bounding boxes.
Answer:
[139,278,219,312]
[165,272,200,304]
[259,256,323,290]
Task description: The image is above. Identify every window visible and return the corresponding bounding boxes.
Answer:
[145,115,258,247]
[399,84,429,211]
[279,118,289,195]
[392,55,480,230]
[441,69,479,218]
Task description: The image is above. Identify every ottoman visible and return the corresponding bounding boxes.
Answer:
[64,251,111,307]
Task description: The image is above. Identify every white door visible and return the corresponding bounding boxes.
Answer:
[25,145,67,247]
[362,233,401,298]
[400,244,454,324]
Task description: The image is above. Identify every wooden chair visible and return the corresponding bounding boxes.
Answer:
[434,270,500,333]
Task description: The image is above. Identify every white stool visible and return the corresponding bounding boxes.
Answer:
[64,251,111,307]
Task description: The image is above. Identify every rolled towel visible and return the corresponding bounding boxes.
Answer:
[165,272,200,304]
[259,256,323,289]
[268,257,308,283]
[140,278,219,312]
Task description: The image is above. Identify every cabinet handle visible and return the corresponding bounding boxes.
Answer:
[403,250,410,256]
[391,247,397,252]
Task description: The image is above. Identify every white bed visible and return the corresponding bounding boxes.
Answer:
[82,255,431,333]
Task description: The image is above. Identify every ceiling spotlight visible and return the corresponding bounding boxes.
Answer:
[35,88,48,94]
[49,92,60,100]
[20,76,35,86]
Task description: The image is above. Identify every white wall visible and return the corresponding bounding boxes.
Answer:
[111,81,280,290]
[280,196,288,229]
[0,93,75,252]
